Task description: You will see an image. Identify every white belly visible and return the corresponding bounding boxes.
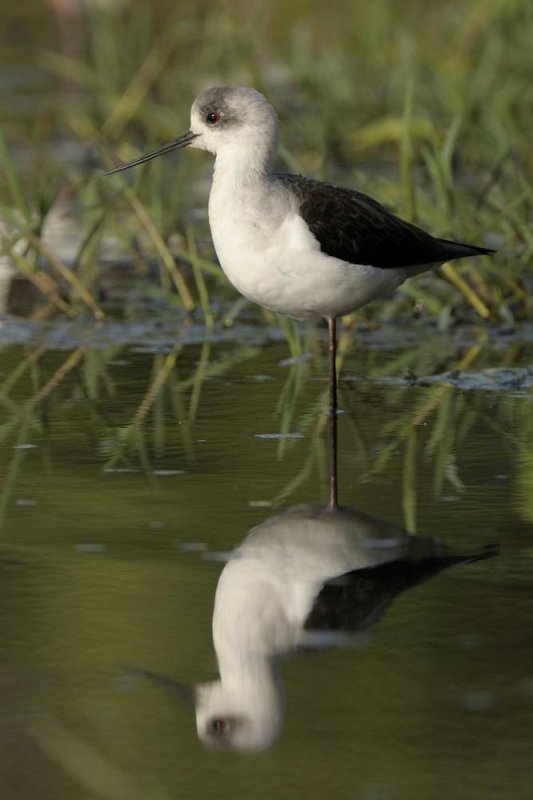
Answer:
[208,182,410,321]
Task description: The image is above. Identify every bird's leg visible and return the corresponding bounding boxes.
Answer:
[327,317,338,510]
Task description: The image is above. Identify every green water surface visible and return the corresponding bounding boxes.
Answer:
[0,322,531,800]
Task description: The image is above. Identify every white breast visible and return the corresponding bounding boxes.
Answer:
[208,170,409,321]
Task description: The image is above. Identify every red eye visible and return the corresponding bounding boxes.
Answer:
[210,718,228,734]
[206,111,221,125]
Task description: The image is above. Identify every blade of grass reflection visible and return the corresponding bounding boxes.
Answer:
[403,426,418,532]
[0,406,32,531]
[104,345,182,471]
[275,324,354,469]
[315,434,328,494]
[275,314,303,361]
[82,347,122,403]
[364,438,399,480]
[272,446,316,506]
[188,341,211,426]
[174,346,259,391]
[153,378,166,460]
[0,345,46,403]
[363,340,485,483]
[30,348,85,408]
[428,392,463,497]
[342,411,371,473]
[275,325,320,459]
[134,347,182,427]
[131,426,156,484]
[410,340,485,427]
[168,372,194,462]
[271,412,338,507]
[30,715,151,800]
[276,361,310,459]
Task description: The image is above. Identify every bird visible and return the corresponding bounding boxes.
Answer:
[105,86,495,508]
[124,501,498,753]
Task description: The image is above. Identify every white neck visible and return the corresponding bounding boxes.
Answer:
[212,132,274,189]
[216,640,277,688]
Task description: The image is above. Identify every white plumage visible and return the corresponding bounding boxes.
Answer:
[193,503,494,752]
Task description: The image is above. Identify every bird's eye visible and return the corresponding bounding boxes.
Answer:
[206,111,221,125]
[210,718,228,735]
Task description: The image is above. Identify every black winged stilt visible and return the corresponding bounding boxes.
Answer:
[106,87,495,508]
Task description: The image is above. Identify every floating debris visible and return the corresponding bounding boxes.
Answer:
[462,689,494,712]
[75,543,106,554]
[103,467,141,474]
[153,469,185,476]
[148,520,166,531]
[278,353,313,367]
[254,432,304,440]
[203,550,238,562]
[345,364,533,394]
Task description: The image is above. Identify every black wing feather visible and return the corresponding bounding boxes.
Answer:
[275,174,494,269]
[304,545,499,633]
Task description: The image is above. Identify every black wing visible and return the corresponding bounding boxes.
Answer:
[275,174,494,269]
[304,546,498,633]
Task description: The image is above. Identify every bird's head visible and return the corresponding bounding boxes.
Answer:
[104,86,278,175]
[189,86,278,157]
[194,676,284,753]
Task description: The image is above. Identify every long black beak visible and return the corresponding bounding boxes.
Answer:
[104,131,197,175]
[122,665,196,708]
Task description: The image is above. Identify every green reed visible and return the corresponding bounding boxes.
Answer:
[1,0,532,329]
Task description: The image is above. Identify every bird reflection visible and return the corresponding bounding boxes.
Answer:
[131,502,496,753]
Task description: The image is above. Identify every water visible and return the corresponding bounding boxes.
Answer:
[0,316,532,799]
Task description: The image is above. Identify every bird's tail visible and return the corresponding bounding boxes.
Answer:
[437,237,497,259]
[445,542,500,566]
[380,542,500,591]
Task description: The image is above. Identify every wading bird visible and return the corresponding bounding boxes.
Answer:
[106,87,494,508]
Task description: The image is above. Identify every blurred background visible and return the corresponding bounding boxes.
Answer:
[1,0,531,323]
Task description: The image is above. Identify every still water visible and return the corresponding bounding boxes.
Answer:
[0,316,532,799]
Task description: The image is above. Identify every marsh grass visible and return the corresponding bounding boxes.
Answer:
[1,0,532,329]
